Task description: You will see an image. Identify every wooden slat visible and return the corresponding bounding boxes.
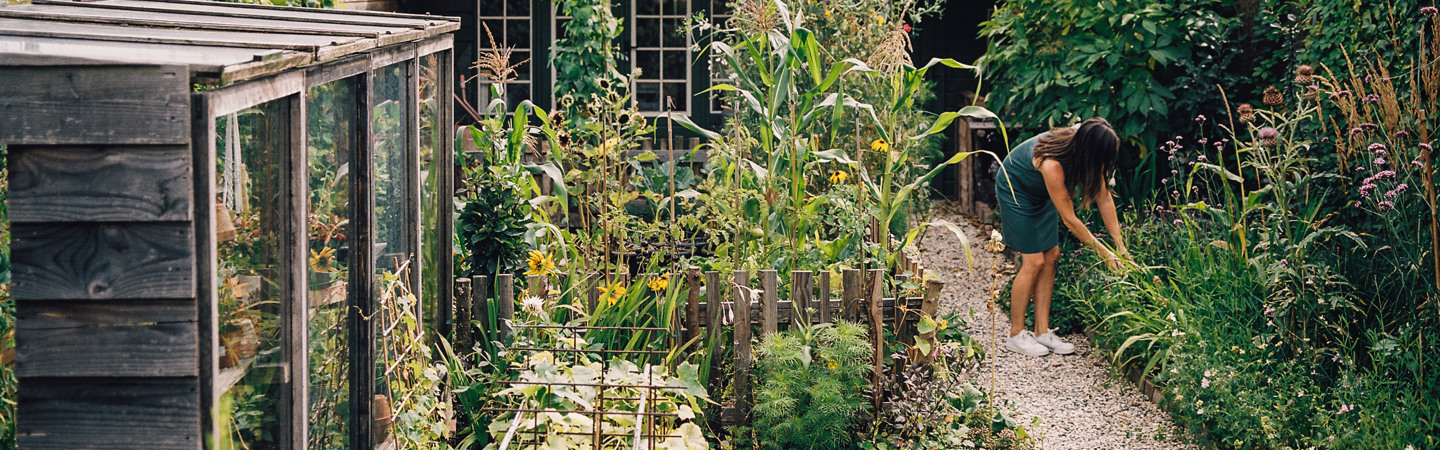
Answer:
[18,377,200,449]
[759,270,777,335]
[496,274,513,339]
[205,70,304,117]
[15,300,197,378]
[12,223,196,300]
[842,269,862,322]
[0,16,372,53]
[688,297,921,327]
[0,5,409,38]
[791,271,812,326]
[9,146,192,223]
[0,65,188,146]
[191,90,221,445]
[684,267,701,344]
[731,270,752,421]
[818,271,831,324]
[33,0,440,29]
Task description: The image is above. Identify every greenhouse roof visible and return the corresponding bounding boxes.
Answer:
[0,0,459,84]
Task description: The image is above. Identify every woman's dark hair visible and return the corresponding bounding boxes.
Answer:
[1032,117,1119,205]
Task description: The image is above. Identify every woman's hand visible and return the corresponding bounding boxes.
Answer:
[1102,249,1123,271]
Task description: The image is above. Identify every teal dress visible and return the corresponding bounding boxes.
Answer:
[995,134,1060,254]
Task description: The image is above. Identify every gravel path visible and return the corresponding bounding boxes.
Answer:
[916,201,1196,450]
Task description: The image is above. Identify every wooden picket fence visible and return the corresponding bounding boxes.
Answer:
[450,252,944,426]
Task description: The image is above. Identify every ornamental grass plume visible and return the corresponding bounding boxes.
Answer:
[475,23,530,84]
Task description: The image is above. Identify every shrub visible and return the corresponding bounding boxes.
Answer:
[751,320,873,450]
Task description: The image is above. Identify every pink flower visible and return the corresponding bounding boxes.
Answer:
[1424,6,1438,17]
[1375,157,1387,165]
[902,23,912,32]
[1201,378,1211,388]
[1196,115,1207,122]
[1379,201,1395,211]
[1259,127,1279,138]
[1264,306,1276,316]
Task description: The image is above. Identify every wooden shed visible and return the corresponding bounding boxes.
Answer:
[0,1,458,448]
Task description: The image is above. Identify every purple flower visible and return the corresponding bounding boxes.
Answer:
[1375,157,1388,165]
[1424,6,1438,17]
[1338,404,1354,414]
[1413,160,1426,168]
[1171,169,1179,174]
[1199,138,1209,145]
[1421,142,1434,151]
[1358,166,1369,171]
[1396,183,1409,193]
[1259,127,1280,138]
[1394,130,1411,138]
[1196,115,1207,122]
[1384,190,1397,199]
[1375,149,1388,156]
[1379,201,1396,211]
[1322,137,1330,143]
[1369,143,1387,153]
[1363,94,1381,104]
[1376,170,1397,180]
[1162,178,1170,184]
[1280,259,1289,266]
[1198,155,1207,161]
[1168,155,1176,161]
[1362,123,1380,130]
[1350,127,1365,135]
[1264,306,1276,316]
[1173,219,1183,225]
[1360,183,1377,197]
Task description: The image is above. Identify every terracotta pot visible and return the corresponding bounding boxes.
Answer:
[372,394,394,442]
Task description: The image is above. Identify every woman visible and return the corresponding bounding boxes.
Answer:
[995,117,1128,357]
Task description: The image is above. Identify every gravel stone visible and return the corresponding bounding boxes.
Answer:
[918,202,1196,450]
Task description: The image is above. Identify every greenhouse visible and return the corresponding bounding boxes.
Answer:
[0,1,457,447]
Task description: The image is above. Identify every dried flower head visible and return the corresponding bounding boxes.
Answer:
[1237,103,1256,123]
[1294,65,1314,85]
[1263,86,1285,108]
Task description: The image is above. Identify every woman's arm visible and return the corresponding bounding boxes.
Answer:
[1038,160,1121,269]
[1094,183,1128,257]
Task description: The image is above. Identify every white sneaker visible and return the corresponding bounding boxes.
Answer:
[1005,330,1050,357]
[1036,331,1075,355]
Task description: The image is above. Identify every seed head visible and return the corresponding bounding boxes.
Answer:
[1263,86,1285,108]
[1237,103,1256,123]
[1294,65,1314,85]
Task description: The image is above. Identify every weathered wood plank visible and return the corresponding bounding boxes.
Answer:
[684,267,701,344]
[12,223,195,300]
[731,270,752,421]
[842,269,862,322]
[866,269,884,412]
[9,146,192,223]
[818,271,831,324]
[0,65,189,146]
[791,271,812,326]
[18,377,200,449]
[689,297,920,327]
[496,274,513,339]
[15,300,198,378]
[759,270,777,336]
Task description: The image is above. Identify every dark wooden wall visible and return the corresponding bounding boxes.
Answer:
[0,63,200,449]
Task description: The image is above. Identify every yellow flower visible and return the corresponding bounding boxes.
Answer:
[525,250,556,276]
[829,171,848,184]
[870,138,889,152]
[647,273,670,292]
[876,15,885,25]
[824,10,832,17]
[597,282,626,306]
[938,318,948,330]
[827,360,839,371]
[309,247,336,272]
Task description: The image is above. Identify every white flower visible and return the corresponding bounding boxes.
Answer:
[1204,370,1213,377]
[1171,329,1186,337]
[522,295,545,316]
[1167,312,1177,322]
[1197,408,1204,415]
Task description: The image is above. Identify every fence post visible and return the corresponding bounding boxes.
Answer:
[497,274,514,340]
[705,270,724,398]
[759,270,778,335]
[733,270,753,421]
[454,277,473,354]
[527,274,545,299]
[792,271,812,326]
[866,268,885,413]
[686,267,702,344]
[893,274,908,340]
[586,271,600,315]
[916,278,946,367]
[472,275,490,345]
[842,269,863,322]
[819,271,832,324]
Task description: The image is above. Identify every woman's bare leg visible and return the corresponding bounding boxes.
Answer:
[1033,246,1060,334]
[1009,251,1046,337]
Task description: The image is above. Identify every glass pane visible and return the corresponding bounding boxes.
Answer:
[507,0,530,16]
[372,62,412,286]
[637,50,661,80]
[479,0,502,16]
[514,51,532,80]
[636,82,661,111]
[306,78,356,450]
[663,50,686,80]
[663,17,686,47]
[507,83,533,105]
[372,62,415,418]
[637,0,659,16]
[214,98,288,450]
[506,20,531,49]
[665,0,687,16]
[480,20,505,48]
[636,18,660,48]
[419,53,442,331]
[664,82,687,111]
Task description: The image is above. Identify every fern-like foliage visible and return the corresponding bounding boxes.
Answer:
[752,320,872,450]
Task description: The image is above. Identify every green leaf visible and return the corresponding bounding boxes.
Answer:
[917,315,938,334]
[668,113,721,140]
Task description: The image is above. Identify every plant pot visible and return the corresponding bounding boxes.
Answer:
[372,394,393,442]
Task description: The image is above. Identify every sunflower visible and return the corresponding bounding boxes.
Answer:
[829,170,848,184]
[309,247,336,272]
[524,250,556,276]
[870,139,889,152]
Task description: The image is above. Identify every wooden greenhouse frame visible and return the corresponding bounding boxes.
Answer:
[0,1,458,448]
